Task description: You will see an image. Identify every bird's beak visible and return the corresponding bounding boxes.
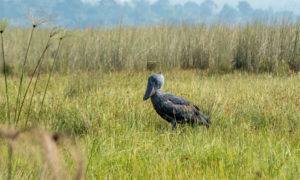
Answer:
[143,82,155,101]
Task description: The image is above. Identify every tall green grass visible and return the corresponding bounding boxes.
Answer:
[0,18,71,180]
[0,71,299,179]
[0,19,67,128]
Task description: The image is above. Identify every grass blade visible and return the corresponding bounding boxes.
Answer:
[7,143,13,180]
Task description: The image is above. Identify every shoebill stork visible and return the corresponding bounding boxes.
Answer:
[143,72,210,130]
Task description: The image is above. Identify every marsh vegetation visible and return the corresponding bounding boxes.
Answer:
[0,21,299,179]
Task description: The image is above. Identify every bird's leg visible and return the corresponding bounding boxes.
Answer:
[205,123,210,129]
[198,120,209,129]
[191,121,196,128]
[171,120,177,131]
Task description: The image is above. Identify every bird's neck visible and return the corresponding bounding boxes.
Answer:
[155,89,162,94]
[150,90,161,105]
[151,89,162,98]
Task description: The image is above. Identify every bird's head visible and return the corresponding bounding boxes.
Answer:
[143,72,164,101]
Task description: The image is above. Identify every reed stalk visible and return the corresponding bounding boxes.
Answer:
[25,65,42,127]
[1,31,11,123]
[39,37,63,114]
[14,27,35,125]
[15,37,51,126]
[7,143,13,180]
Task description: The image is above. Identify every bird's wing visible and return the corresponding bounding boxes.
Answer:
[163,93,200,110]
[162,93,191,105]
[159,93,195,121]
[161,93,210,126]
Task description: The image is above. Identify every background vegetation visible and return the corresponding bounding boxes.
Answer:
[1,22,300,75]
[0,0,298,27]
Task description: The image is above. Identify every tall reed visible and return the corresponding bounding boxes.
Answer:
[13,18,49,126]
[39,30,69,115]
[0,19,10,123]
[291,24,300,71]
[7,143,12,180]
[26,28,62,126]
[15,37,50,125]
[3,22,300,74]
[13,26,35,125]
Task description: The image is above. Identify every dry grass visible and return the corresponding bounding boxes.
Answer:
[1,22,300,75]
[0,126,83,180]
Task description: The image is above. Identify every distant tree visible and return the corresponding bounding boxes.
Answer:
[183,2,201,18]
[184,1,200,13]
[219,4,238,23]
[238,1,253,17]
[54,0,83,26]
[199,0,217,18]
[98,0,123,25]
[132,0,154,24]
[0,0,298,27]
[151,0,174,20]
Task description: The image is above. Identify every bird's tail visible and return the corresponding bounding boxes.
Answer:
[197,112,210,128]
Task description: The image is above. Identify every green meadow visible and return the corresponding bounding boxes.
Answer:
[0,22,299,179]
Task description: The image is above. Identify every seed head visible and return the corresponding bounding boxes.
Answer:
[28,9,49,28]
[49,27,61,38]
[30,17,48,28]
[0,19,8,33]
[58,29,72,40]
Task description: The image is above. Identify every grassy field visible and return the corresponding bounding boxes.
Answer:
[0,70,299,179]
[0,21,299,179]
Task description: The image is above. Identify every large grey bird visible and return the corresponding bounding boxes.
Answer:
[143,72,210,130]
